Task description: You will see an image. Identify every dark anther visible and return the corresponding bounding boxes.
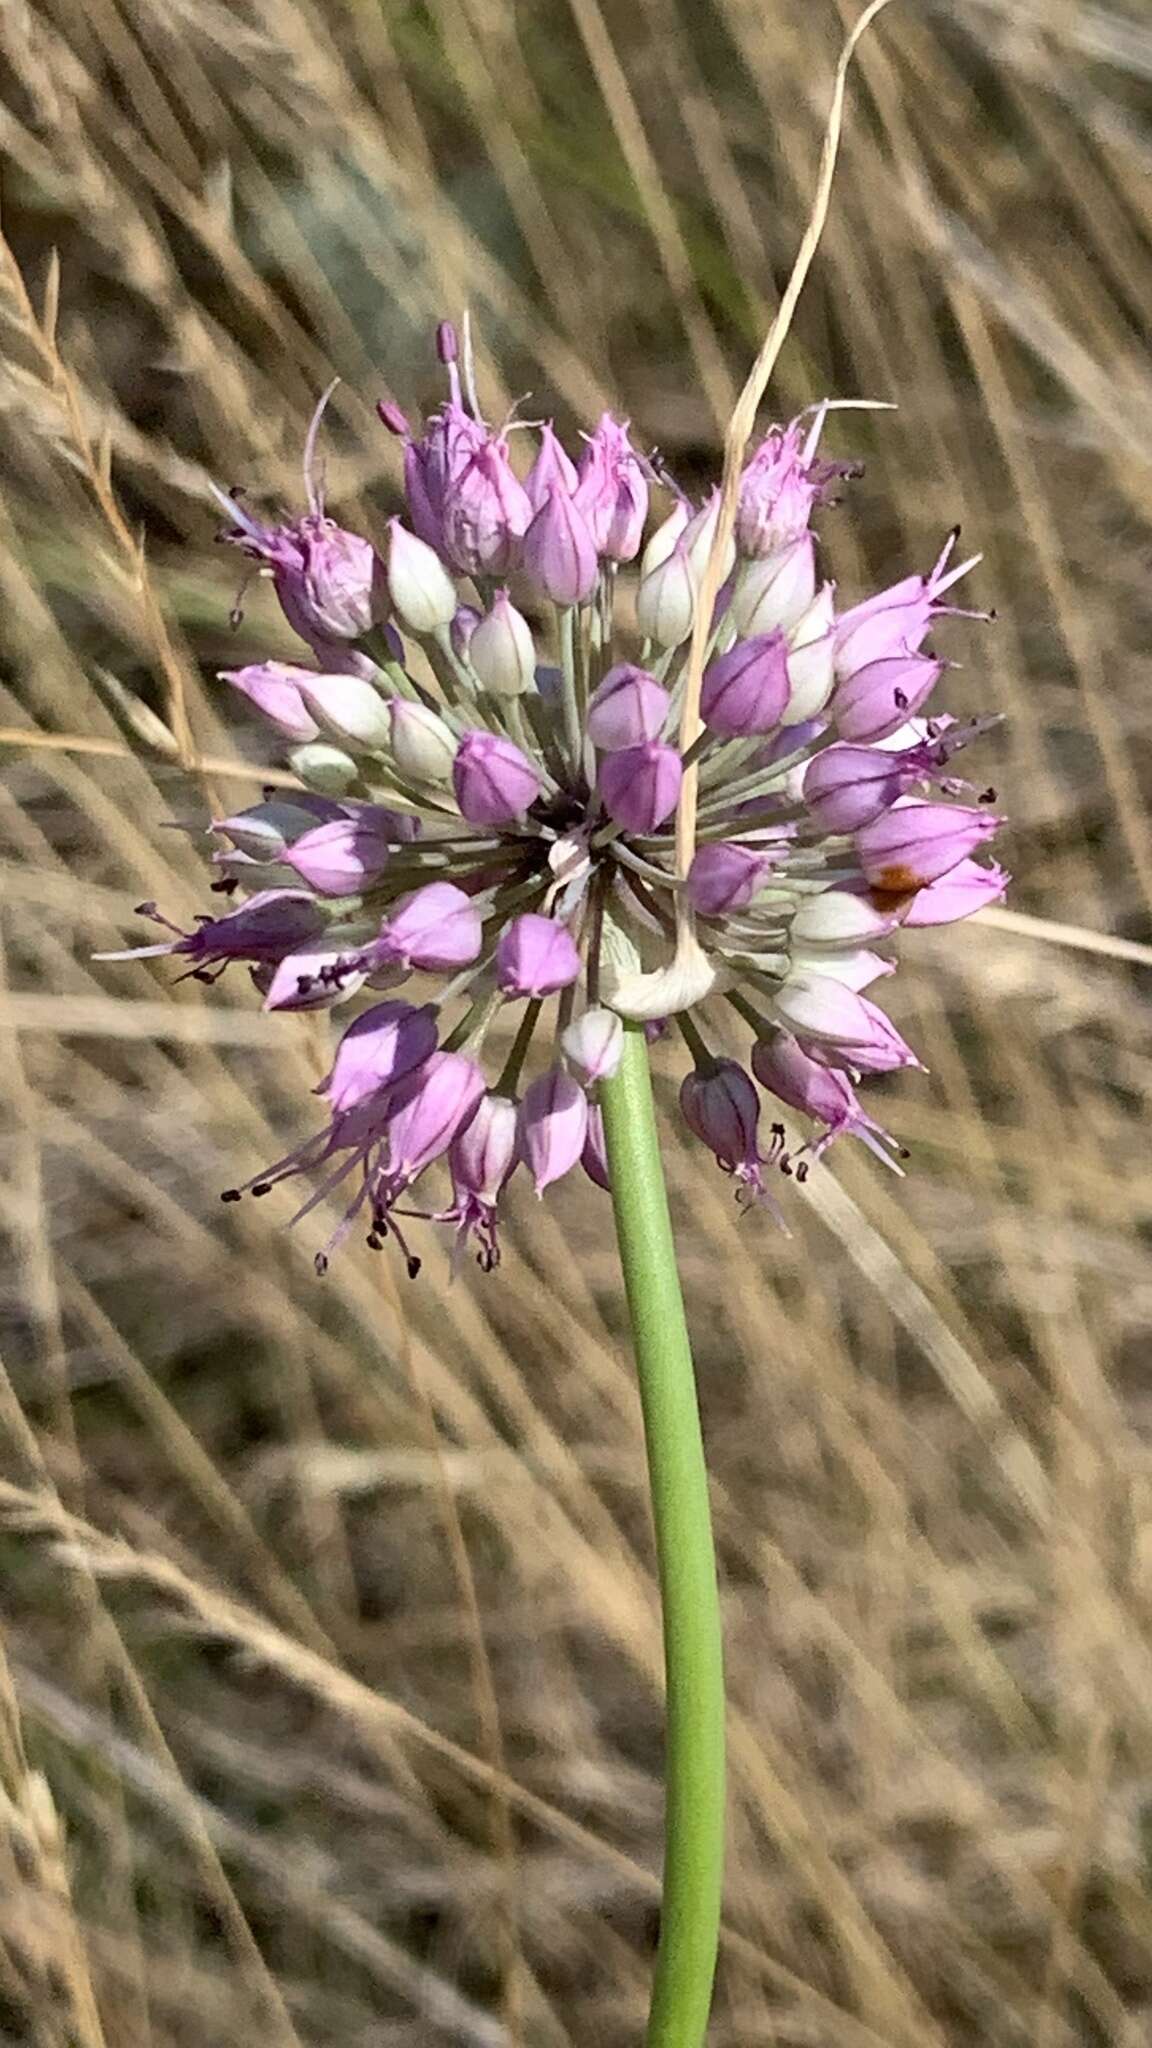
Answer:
[780,1158,794,1177]
[134,901,157,917]
[366,1232,384,1251]
[210,878,239,895]
[979,786,997,804]
[262,784,275,801]
[296,975,314,993]
[796,1161,810,1183]
[191,968,215,984]
[949,522,961,541]
[220,1188,242,1203]
[314,1252,329,1276]
[251,1181,272,1198]
[893,688,909,711]
[899,1146,911,1161]
[770,1121,784,1138]
[987,607,999,622]
[406,1256,422,1281]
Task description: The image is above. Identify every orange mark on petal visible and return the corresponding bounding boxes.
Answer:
[867,867,925,908]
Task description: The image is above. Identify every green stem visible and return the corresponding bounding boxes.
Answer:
[599,1026,725,2048]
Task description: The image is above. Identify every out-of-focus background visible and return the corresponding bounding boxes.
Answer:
[1,1,1151,2042]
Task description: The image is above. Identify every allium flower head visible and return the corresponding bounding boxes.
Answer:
[118,323,1006,1272]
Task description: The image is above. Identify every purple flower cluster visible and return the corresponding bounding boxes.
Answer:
[115,323,1006,1273]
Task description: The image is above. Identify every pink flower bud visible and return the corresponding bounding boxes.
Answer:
[806,999,923,1075]
[561,1006,623,1081]
[384,1051,487,1180]
[598,741,683,834]
[635,541,695,648]
[386,518,458,633]
[450,604,482,658]
[772,974,922,1072]
[317,1000,439,1112]
[855,802,1001,893]
[389,698,458,783]
[751,1029,901,1166]
[700,632,790,737]
[296,673,392,749]
[404,398,488,551]
[802,742,922,833]
[521,488,599,606]
[282,815,400,896]
[278,525,388,643]
[833,654,943,744]
[518,1067,588,1195]
[752,1029,860,1123]
[736,422,819,558]
[211,797,344,861]
[495,914,581,998]
[372,882,483,972]
[452,730,541,824]
[525,423,579,513]
[468,591,536,697]
[833,533,982,675]
[581,1103,611,1189]
[441,438,533,576]
[685,840,774,915]
[261,940,369,1011]
[450,1092,519,1207]
[729,536,816,638]
[586,664,670,751]
[900,857,1008,926]
[219,662,321,741]
[679,1057,765,1195]
[573,414,649,562]
[772,970,890,1045]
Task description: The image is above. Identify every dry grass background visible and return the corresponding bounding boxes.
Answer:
[0,0,1151,2041]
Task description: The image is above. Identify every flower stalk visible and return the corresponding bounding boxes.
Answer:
[600,1025,725,2048]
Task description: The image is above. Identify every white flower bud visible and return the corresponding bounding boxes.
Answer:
[287,742,360,794]
[561,1006,623,1082]
[681,494,735,587]
[468,591,536,697]
[781,633,835,725]
[388,697,458,782]
[635,545,695,649]
[386,518,459,634]
[297,673,393,749]
[729,537,816,640]
[639,500,690,578]
[790,890,904,947]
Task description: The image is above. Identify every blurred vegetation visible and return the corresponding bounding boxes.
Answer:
[1,0,1152,2043]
